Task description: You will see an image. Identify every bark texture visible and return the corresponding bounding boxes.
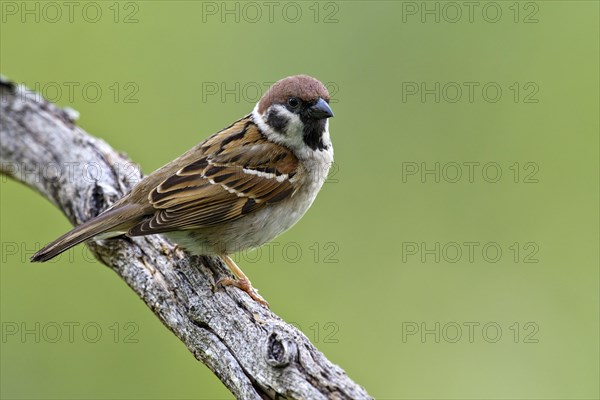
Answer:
[0,77,372,400]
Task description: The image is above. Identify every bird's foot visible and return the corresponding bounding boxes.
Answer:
[217,277,269,308]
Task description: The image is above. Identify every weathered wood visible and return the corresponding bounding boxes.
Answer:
[0,77,372,400]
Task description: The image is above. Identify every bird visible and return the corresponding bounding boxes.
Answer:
[31,75,335,307]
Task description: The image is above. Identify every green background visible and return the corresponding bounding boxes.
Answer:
[1,1,598,399]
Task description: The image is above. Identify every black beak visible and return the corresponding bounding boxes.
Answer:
[307,98,334,119]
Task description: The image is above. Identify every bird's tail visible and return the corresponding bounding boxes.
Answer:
[31,205,137,263]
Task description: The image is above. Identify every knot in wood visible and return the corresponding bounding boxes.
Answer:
[265,332,296,368]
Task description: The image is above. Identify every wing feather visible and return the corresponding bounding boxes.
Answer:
[128,119,299,236]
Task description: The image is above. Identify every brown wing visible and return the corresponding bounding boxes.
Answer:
[128,119,299,236]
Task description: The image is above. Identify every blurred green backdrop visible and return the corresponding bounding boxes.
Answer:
[1,1,598,399]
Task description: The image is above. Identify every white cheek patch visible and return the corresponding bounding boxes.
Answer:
[252,103,273,134]
[270,105,305,148]
[273,106,303,136]
[252,103,333,161]
[252,104,303,151]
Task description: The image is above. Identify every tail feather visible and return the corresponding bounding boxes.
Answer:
[31,205,137,262]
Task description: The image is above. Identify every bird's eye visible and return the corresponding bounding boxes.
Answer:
[287,97,299,108]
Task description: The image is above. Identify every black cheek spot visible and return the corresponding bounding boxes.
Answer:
[266,109,288,133]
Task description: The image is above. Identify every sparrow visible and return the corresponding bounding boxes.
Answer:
[31,75,335,307]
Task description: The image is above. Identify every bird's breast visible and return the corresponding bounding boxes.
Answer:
[167,151,333,256]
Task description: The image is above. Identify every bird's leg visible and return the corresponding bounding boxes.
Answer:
[217,255,269,307]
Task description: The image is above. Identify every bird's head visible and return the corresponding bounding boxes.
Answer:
[253,75,334,155]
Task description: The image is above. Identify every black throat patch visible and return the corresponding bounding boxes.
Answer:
[301,117,328,151]
[265,108,329,152]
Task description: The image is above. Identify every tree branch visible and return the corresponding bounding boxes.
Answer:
[0,77,372,400]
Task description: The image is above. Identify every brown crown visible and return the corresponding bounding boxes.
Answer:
[257,75,330,114]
